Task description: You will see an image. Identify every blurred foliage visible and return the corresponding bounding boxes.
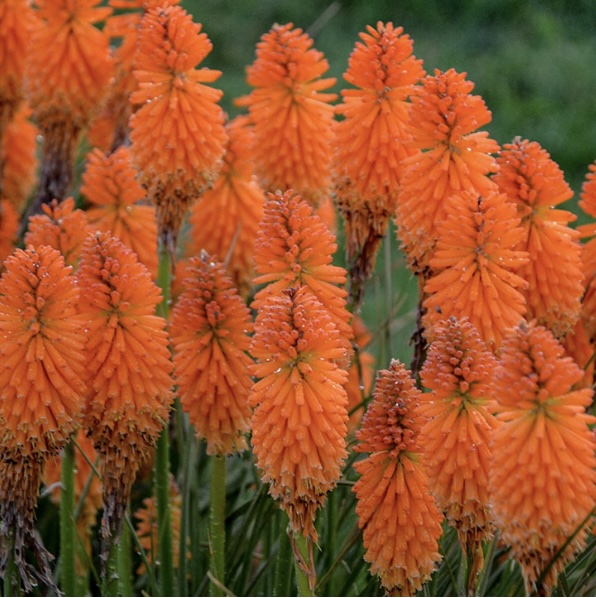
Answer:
[185,0,596,198]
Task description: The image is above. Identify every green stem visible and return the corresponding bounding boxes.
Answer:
[155,239,175,596]
[117,522,133,597]
[292,532,315,597]
[102,540,119,597]
[4,530,17,597]
[209,455,226,596]
[273,516,292,597]
[60,441,76,597]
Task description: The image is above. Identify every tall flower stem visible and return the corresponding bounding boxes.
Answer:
[60,441,76,597]
[117,522,133,597]
[156,241,175,596]
[209,455,226,596]
[292,532,315,597]
[4,532,16,597]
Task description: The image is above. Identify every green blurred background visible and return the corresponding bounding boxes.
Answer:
[184,0,596,197]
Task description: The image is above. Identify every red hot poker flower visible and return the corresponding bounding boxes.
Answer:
[187,115,265,296]
[249,287,349,544]
[170,252,253,456]
[353,360,443,596]
[494,137,583,338]
[81,146,158,277]
[252,189,353,360]
[24,198,93,269]
[0,245,87,592]
[396,68,500,274]
[237,23,336,207]
[130,4,227,253]
[419,317,499,559]
[78,232,174,563]
[334,22,424,307]
[423,190,528,350]
[491,321,596,594]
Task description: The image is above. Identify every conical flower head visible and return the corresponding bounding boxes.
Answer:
[187,115,265,296]
[353,360,443,596]
[81,146,158,277]
[334,22,424,304]
[0,245,87,592]
[25,0,113,129]
[170,252,253,456]
[24,198,93,269]
[130,4,227,249]
[491,321,596,594]
[78,232,173,556]
[396,68,500,273]
[1,104,38,210]
[494,137,583,338]
[238,23,336,206]
[419,316,499,552]
[423,190,529,349]
[0,199,19,265]
[252,189,353,358]
[0,0,32,132]
[249,287,349,542]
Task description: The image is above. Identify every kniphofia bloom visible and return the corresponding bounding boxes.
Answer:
[78,232,174,561]
[491,321,596,594]
[423,190,529,349]
[0,245,87,592]
[353,360,443,596]
[187,115,265,296]
[419,317,499,559]
[249,287,349,544]
[24,198,92,269]
[81,146,158,277]
[129,4,227,254]
[0,200,18,265]
[252,189,353,359]
[24,0,113,210]
[0,0,31,140]
[494,137,583,338]
[1,104,38,211]
[334,21,424,307]
[170,252,253,456]
[396,68,500,274]
[238,23,336,207]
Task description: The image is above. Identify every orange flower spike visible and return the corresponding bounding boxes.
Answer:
[423,190,529,349]
[0,245,87,592]
[24,197,93,269]
[491,322,596,594]
[396,68,500,273]
[419,316,499,555]
[188,115,265,295]
[249,287,349,542]
[239,23,336,206]
[0,0,32,135]
[334,22,424,305]
[130,5,227,252]
[81,146,158,277]
[1,104,39,211]
[353,360,443,596]
[0,200,19,265]
[494,137,583,338]
[170,252,253,456]
[24,0,114,208]
[78,232,174,559]
[252,190,353,358]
